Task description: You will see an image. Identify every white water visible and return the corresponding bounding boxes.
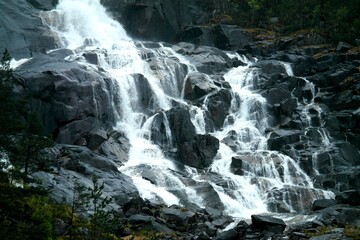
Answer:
[42,0,334,219]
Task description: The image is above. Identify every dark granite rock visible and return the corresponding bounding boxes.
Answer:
[0,0,56,59]
[312,199,337,211]
[178,134,219,169]
[251,214,287,234]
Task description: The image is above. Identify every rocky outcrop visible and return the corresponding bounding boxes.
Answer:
[15,54,118,146]
[33,144,138,206]
[0,0,56,59]
[100,0,233,43]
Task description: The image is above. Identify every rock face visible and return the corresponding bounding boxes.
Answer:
[15,54,118,145]
[0,0,56,59]
[33,144,138,206]
[100,0,226,42]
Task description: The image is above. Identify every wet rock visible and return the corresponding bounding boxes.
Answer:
[206,89,232,129]
[267,130,301,151]
[26,0,57,10]
[264,87,292,105]
[193,181,224,212]
[253,60,289,76]
[173,43,232,74]
[149,112,172,150]
[281,97,298,117]
[251,214,287,234]
[316,205,360,226]
[178,134,219,169]
[103,0,244,46]
[230,156,246,175]
[132,73,156,113]
[267,186,320,212]
[98,131,130,162]
[82,51,100,65]
[312,199,337,211]
[340,142,360,166]
[166,105,196,146]
[48,49,75,59]
[184,72,217,100]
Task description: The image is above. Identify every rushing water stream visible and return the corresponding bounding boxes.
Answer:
[40,0,334,219]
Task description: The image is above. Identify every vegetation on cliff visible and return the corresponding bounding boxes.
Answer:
[213,0,360,44]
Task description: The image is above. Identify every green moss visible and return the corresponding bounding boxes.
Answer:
[344,225,360,239]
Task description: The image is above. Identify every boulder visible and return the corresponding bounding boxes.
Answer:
[312,199,337,211]
[178,134,219,169]
[160,207,196,231]
[194,181,224,212]
[267,130,301,151]
[264,87,292,105]
[150,112,173,150]
[251,214,287,234]
[253,60,289,76]
[166,105,196,146]
[219,25,254,50]
[230,156,246,175]
[88,130,108,151]
[132,73,156,113]
[183,72,217,100]
[173,43,232,74]
[206,89,232,129]
[316,205,360,226]
[127,213,174,234]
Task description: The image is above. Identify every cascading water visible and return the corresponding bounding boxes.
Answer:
[41,0,334,219]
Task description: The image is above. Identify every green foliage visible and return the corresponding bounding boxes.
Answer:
[305,225,360,239]
[0,184,54,240]
[344,225,360,239]
[87,176,120,240]
[220,0,360,44]
[61,176,121,240]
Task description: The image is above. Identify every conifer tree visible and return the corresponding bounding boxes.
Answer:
[0,49,54,183]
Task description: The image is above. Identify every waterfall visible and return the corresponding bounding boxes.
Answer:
[41,0,334,219]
